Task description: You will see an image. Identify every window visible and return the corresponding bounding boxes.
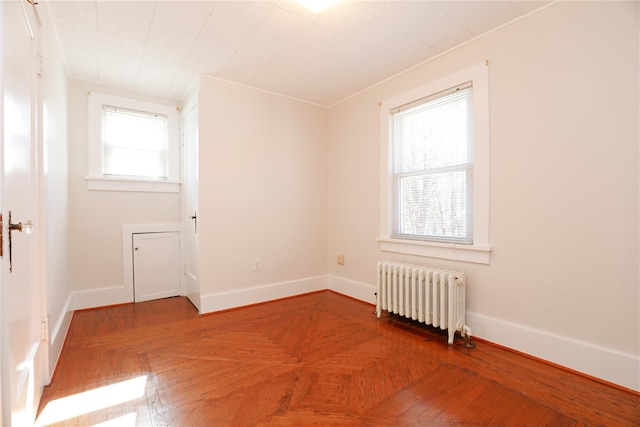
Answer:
[87,93,180,192]
[392,83,473,244]
[379,62,491,264]
[102,106,168,179]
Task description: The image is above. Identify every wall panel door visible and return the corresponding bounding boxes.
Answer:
[133,232,181,302]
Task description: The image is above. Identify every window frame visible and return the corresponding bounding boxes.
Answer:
[87,92,181,193]
[379,62,491,264]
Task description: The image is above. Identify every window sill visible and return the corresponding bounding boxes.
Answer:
[378,236,492,265]
[86,176,181,193]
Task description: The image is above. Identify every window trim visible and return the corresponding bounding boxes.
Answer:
[87,92,181,193]
[379,62,491,264]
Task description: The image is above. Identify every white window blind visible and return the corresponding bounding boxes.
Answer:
[102,106,169,179]
[391,83,473,244]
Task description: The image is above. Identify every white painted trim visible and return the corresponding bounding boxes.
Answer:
[379,62,491,265]
[87,92,181,184]
[467,312,640,392]
[199,276,328,314]
[70,285,131,311]
[327,275,376,305]
[47,293,73,382]
[378,237,492,265]
[122,223,184,304]
[86,176,180,193]
[49,293,72,345]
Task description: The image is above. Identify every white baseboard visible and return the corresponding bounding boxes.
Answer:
[467,312,640,392]
[199,276,328,314]
[48,293,73,382]
[328,274,639,392]
[71,285,132,311]
[327,275,376,305]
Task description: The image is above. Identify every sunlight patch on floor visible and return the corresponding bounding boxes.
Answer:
[91,412,138,427]
[36,375,146,426]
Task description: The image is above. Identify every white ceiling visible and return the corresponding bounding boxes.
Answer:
[48,0,550,106]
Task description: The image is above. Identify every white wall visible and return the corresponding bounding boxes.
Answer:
[39,2,71,379]
[327,1,639,390]
[67,80,182,307]
[197,77,328,311]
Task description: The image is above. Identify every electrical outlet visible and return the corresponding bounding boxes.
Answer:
[337,254,345,265]
[253,258,261,272]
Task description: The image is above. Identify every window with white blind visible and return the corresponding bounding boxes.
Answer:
[391,83,473,244]
[102,106,169,179]
[87,93,180,192]
[379,62,491,264]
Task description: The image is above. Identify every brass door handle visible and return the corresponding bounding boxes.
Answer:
[8,211,32,273]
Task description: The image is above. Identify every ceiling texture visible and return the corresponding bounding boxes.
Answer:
[48,0,550,106]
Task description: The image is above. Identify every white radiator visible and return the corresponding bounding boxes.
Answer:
[376,262,472,345]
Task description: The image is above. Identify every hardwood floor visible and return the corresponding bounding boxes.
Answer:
[37,291,639,426]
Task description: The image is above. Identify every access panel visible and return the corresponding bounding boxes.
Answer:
[133,232,181,302]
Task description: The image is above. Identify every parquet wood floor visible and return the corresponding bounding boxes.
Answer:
[37,291,639,426]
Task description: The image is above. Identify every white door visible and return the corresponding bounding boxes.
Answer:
[0,1,46,425]
[182,104,200,310]
[133,232,181,302]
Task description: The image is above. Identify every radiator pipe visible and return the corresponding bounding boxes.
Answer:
[461,325,475,348]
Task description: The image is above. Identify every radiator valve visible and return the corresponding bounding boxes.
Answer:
[461,325,475,348]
